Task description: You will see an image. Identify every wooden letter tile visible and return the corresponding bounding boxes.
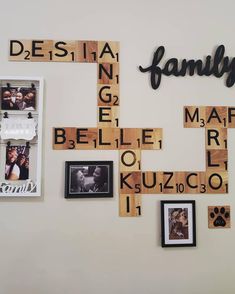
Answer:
[185,171,207,194]
[141,128,163,150]
[119,150,141,172]
[98,41,119,63]
[119,194,142,217]
[120,172,142,194]
[206,128,227,149]
[76,128,98,150]
[205,106,228,128]
[206,149,228,171]
[206,171,228,194]
[174,172,187,194]
[51,41,77,62]
[77,41,98,63]
[96,128,119,150]
[53,127,76,150]
[9,40,32,61]
[97,84,119,106]
[98,63,119,84]
[30,40,53,62]
[142,171,162,194]
[184,106,205,128]
[119,128,141,150]
[227,107,235,128]
[208,206,231,228]
[162,172,176,193]
[97,106,119,128]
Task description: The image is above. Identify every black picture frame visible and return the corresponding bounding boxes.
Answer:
[161,200,196,247]
[65,161,113,198]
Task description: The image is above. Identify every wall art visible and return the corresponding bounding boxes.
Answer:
[208,206,230,228]
[139,45,235,90]
[65,161,113,198]
[0,77,43,196]
[161,200,196,247]
[8,40,234,216]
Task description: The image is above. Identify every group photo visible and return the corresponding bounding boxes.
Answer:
[5,145,30,181]
[1,86,36,111]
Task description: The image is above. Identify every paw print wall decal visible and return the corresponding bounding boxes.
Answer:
[208,206,230,228]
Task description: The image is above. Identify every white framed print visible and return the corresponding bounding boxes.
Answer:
[0,76,43,196]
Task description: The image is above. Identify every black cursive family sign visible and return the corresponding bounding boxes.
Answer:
[139,45,235,90]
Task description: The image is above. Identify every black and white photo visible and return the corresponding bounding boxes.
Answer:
[65,161,113,198]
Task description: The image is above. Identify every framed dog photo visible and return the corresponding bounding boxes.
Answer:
[161,200,196,247]
[65,161,113,198]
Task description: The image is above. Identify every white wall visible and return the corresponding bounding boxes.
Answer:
[0,0,235,293]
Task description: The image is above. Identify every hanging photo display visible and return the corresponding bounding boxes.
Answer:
[0,77,43,196]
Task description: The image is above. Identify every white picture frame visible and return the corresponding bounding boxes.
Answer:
[0,76,43,196]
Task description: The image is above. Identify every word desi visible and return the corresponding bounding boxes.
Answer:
[139,45,235,89]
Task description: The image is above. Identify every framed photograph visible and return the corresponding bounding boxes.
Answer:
[65,161,113,198]
[5,145,29,180]
[161,200,196,247]
[1,85,36,111]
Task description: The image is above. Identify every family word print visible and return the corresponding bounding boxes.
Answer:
[9,40,233,216]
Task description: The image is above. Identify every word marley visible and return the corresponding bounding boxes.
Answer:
[139,45,235,90]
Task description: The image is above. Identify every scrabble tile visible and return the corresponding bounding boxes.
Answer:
[119,171,142,194]
[98,41,119,63]
[205,128,227,149]
[185,171,207,194]
[205,106,227,128]
[98,63,119,84]
[141,128,163,150]
[206,149,228,171]
[118,128,141,150]
[184,106,205,128]
[206,171,228,194]
[97,106,119,128]
[51,40,77,62]
[77,41,98,63]
[119,149,141,172]
[30,40,53,62]
[208,206,231,228]
[227,107,235,128]
[9,40,32,61]
[97,84,119,106]
[53,127,76,150]
[96,128,119,150]
[142,171,162,194]
[76,128,98,150]
[119,194,142,217]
